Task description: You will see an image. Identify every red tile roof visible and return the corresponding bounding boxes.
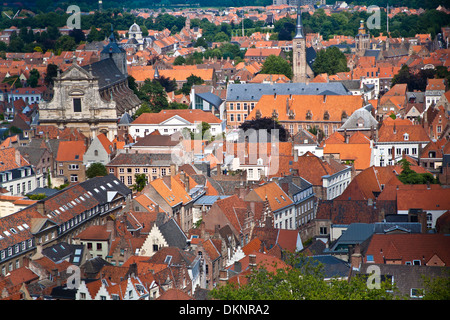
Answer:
[396,188,450,211]
[56,140,86,162]
[364,234,450,265]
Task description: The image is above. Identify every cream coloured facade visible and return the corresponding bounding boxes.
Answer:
[38,63,119,141]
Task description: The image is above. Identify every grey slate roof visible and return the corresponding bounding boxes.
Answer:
[27,187,59,197]
[158,218,188,250]
[226,82,350,102]
[118,112,133,125]
[328,222,423,253]
[42,242,85,266]
[78,174,131,205]
[302,255,350,279]
[82,58,126,90]
[107,153,172,166]
[276,175,312,195]
[17,146,47,167]
[339,105,378,131]
[196,92,223,108]
[193,195,230,206]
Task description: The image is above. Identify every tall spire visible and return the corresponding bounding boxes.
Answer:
[294,2,304,39]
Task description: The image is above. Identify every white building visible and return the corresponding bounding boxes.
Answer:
[129,109,225,140]
[0,148,36,196]
[373,120,430,166]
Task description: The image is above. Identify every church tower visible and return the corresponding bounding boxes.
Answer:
[292,5,308,83]
[355,20,370,56]
[100,25,128,75]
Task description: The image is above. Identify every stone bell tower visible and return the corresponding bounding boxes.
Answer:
[292,4,308,83]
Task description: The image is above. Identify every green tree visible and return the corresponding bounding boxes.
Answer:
[26,193,47,200]
[194,37,208,48]
[239,117,289,142]
[421,270,450,300]
[139,79,169,112]
[86,163,108,179]
[397,158,438,185]
[178,74,204,96]
[260,54,293,79]
[210,252,397,300]
[312,46,349,75]
[213,31,230,43]
[44,63,58,86]
[173,56,186,66]
[27,69,40,88]
[131,173,147,192]
[133,102,152,119]
[55,35,76,51]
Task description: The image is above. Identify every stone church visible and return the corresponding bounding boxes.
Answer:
[37,31,141,141]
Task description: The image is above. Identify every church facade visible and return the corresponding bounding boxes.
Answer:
[37,32,140,141]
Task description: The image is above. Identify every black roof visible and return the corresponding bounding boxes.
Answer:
[78,174,131,205]
[158,218,188,250]
[82,58,127,90]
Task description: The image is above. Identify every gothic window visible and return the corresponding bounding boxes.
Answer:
[73,98,82,112]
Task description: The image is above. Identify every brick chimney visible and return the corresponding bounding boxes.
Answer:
[249,254,257,269]
[15,149,21,166]
[350,244,363,271]
[219,269,228,285]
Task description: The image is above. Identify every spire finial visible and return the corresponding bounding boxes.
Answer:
[294,2,304,39]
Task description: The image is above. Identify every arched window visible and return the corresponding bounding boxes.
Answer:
[94,150,98,156]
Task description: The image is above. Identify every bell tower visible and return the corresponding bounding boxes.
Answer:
[292,4,307,83]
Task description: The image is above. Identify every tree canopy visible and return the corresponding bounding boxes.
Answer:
[239,117,289,142]
[210,252,398,300]
[86,163,107,179]
[312,46,349,76]
[397,158,438,185]
[260,55,293,80]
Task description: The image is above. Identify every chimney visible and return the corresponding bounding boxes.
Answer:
[219,269,228,285]
[249,254,257,269]
[281,182,289,195]
[51,269,62,286]
[15,149,21,166]
[344,129,349,143]
[378,208,385,222]
[418,211,427,233]
[106,219,116,241]
[234,261,242,273]
[36,200,46,216]
[350,244,362,271]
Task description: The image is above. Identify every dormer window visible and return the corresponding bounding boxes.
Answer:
[403,133,409,141]
[306,110,312,120]
[272,109,278,119]
[323,111,330,121]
